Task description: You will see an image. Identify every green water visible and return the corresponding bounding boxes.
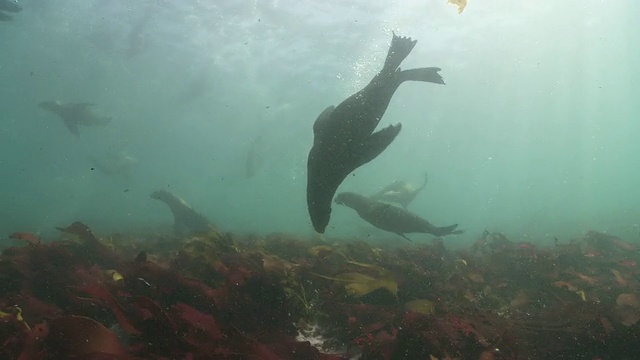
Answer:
[1,0,638,245]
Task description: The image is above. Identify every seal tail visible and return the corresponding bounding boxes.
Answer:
[398,67,445,85]
[382,32,417,72]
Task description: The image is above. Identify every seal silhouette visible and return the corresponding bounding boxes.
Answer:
[39,101,111,137]
[335,192,461,241]
[370,172,429,208]
[306,32,445,233]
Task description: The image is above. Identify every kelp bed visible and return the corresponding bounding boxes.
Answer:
[1,223,639,360]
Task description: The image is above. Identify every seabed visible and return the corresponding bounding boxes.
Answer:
[1,223,639,359]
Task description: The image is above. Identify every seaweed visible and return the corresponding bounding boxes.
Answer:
[0,223,638,359]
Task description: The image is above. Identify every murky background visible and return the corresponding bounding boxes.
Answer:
[1,0,638,245]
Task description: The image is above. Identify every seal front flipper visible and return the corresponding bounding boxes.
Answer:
[353,123,402,168]
[63,119,80,137]
[395,232,412,242]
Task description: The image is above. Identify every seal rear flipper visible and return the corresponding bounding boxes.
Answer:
[353,123,402,168]
[383,32,417,72]
[398,67,445,85]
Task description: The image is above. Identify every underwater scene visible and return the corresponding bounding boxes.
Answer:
[1,0,639,359]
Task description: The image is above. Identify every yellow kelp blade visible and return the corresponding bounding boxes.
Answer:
[338,272,398,297]
[104,270,124,282]
[404,299,436,315]
[448,0,467,14]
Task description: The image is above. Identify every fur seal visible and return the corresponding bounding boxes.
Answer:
[150,189,213,236]
[335,192,461,241]
[0,0,21,21]
[307,32,445,233]
[370,172,429,208]
[39,101,111,137]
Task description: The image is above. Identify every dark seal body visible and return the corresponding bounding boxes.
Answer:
[307,33,445,233]
[150,189,213,236]
[0,0,21,22]
[335,192,460,241]
[0,0,20,12]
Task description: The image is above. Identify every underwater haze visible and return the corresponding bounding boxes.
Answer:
[1,0,639,245]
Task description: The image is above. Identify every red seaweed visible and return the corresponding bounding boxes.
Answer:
[1,224,639,359]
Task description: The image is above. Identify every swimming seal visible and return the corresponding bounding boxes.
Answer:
[335,192,461,241]
[370,172,429,208]
[306,32,445,233]
[150,189,214,236]
[0,0,21,22]
[39,101,111,137]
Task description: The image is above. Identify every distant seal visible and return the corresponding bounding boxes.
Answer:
[150,189,213,236]
[307,32,445,233]
[370,172,429,208]
[39,101,111,137]
[0,0,21,22]
[335,192,461,241]
[0,0,20,11]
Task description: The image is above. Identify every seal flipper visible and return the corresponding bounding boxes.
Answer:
[396,232,412,242]
[353,123,402,168]
[63,119,80,137]
[431,223,460,237]
[383,32,417,72]
[398,68,445,85]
